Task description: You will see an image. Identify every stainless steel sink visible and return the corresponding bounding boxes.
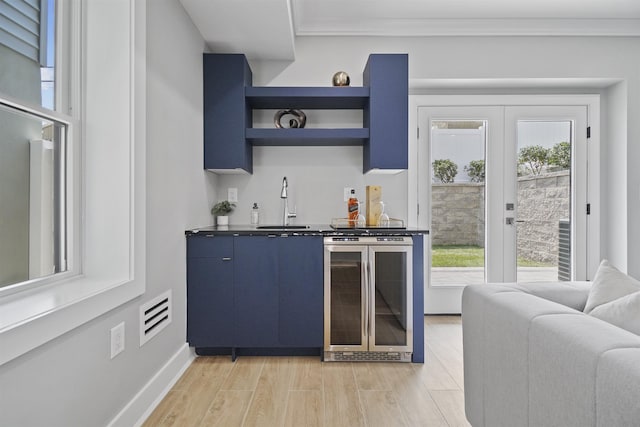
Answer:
[256,225,310,230]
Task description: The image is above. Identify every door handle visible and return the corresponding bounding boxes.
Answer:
[506,218,525,225]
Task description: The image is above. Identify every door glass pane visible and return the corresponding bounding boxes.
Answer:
[516,121,572,282]
[430,120,486,286]
[374,252,407,346]
[330,252,362,346]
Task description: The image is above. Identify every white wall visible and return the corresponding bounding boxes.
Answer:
[601,82,628,272]
[220,36,640,278]
[0,1,214,425]
[217,146,407,225]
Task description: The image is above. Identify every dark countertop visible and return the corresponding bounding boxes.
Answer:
[185,224,429,237]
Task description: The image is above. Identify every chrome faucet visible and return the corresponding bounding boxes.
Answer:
[280,176,297,226]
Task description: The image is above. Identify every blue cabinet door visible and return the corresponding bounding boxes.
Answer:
[363,54,408,172]
[186,236,234,347]
[234,236,279,346]
[203,54,253,173]
[278,236,323,347]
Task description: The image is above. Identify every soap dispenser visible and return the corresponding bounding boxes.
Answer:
[251,202,260,225]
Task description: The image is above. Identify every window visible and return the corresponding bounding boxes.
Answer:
[0,0,146,366]
[0,0,71,290]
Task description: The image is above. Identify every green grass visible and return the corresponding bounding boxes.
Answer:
[432,245,553,268]
[432,245,484,267]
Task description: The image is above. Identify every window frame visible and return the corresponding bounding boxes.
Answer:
[0,0,146,366]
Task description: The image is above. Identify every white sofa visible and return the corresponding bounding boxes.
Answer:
[462,281,640,427]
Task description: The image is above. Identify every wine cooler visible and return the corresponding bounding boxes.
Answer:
[323,236,413,362]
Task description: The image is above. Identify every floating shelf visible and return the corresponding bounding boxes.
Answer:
[245,87,369,109]
[203,53,407,173]
[246,128,369,146]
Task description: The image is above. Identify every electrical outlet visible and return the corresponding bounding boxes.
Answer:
[343,187,354,202]
[110,322,125,359]
[228,187,238,203]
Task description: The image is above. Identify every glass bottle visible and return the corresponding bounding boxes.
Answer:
[251,202,260,225]
[356,201,366,227]
[347,189,359,226]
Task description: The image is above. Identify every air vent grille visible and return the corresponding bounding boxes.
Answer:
[139,290,172,346]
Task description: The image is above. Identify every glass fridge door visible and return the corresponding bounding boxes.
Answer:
[324,245,368,352]
[369,245,413,352]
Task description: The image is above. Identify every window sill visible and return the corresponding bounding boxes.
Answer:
[0,274,143,366]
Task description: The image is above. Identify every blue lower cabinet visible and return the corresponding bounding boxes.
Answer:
[187,234,324,354]
[278,236,323,347]
[186,236,234,347]
[234,236,279,347]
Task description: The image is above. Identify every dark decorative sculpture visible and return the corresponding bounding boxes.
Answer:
[274,109,307,129]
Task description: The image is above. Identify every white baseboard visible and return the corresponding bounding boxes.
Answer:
[107,343,195,427]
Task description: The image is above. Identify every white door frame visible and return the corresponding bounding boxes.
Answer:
[408,94,600,314]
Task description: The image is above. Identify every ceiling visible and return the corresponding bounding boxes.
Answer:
[179,0,640,60]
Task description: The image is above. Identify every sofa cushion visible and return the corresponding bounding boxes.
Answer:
[583,260,640,314]
[589,290,640,335]
[596,348,640,426]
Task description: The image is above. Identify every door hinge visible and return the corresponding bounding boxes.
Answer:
[587,126,591,139]
[417,127,420,139]
[586,203,591,215]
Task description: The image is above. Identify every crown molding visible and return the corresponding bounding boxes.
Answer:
[295,18,640,37]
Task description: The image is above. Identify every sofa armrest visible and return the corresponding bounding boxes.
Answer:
[462,285,520,426]
[462,285,580,427]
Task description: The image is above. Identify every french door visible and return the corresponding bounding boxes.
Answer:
[417,103,589,311]
[503,106,588,283]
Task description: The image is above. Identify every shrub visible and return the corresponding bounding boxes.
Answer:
[433,159,458,183]
[464,159,485,182]
[548,141,571,169]
[518,145,549,175]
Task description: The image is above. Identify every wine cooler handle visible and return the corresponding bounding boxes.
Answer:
[362,259,369,340]
[366,260,372,339]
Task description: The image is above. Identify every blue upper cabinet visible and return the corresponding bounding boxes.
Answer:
[203,54,253,173]
[203,53,408,174]
[363,54,409,173]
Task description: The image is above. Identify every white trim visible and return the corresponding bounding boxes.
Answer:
[296,18,640,37]
[107,344,195,427]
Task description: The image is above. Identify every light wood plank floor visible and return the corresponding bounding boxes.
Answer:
[143,315,469,427]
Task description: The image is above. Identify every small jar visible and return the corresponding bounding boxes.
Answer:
[251,203,260,225]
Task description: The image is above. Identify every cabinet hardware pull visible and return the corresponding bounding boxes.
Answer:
[222,257,232,261]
